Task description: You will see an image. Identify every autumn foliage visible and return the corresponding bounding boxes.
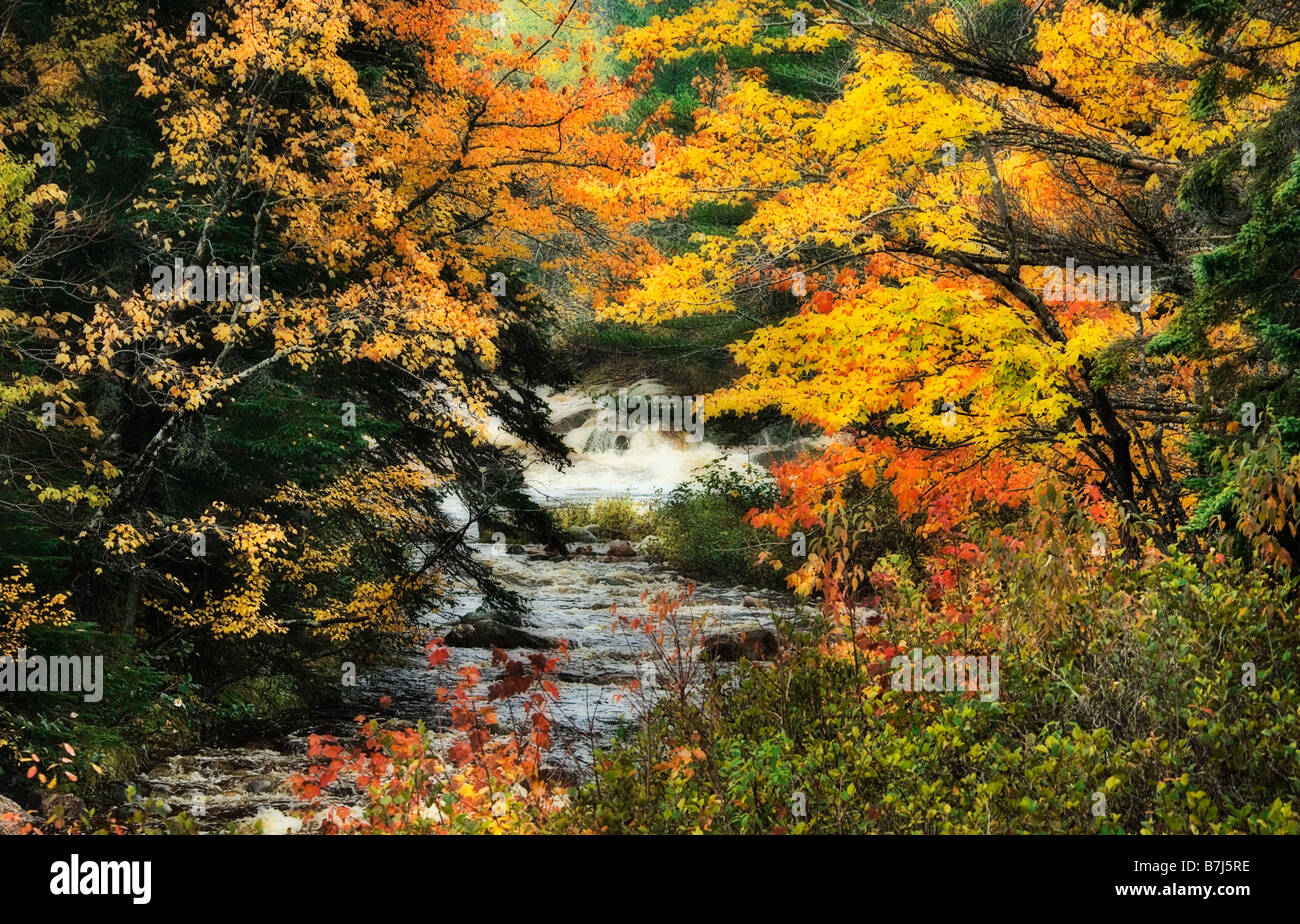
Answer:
[2,0,642,647]
[604,0,1300,577]
[3,0,1300,836]
[290,638,567,834]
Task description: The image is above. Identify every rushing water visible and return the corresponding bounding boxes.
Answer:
[137,381,796,833]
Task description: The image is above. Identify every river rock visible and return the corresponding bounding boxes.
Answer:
[557,668,626,685]
[700,627,779,662]
[552,407,598,434]
[380,718,418,732]
[445,621,554,649]
[543,539,571,560]
[246,779,275,794]
[568,527,599,544]
[103,780,135,804]
[741,595,765,609]
[749,438,819,468]
[464,603,523,627]
[40,792,85,822]
[113,803,139,820]
[0,795,30,835]
[506,544,526,555]
[530,543,567,557]
[607,539,636,557]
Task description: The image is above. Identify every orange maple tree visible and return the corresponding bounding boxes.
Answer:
[602,0,1297,583]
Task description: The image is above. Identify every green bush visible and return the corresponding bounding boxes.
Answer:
[216,673,308,719]
[553,497,656,542]
[0,623,203,800]
[567,504,1300,834]
[651,462,785,587]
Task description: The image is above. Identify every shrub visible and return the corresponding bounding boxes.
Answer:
[568,495,1300,834]
[553,497,655,542]
[652,461,785,587]
[290,640,569,834]
[0,623,201,802]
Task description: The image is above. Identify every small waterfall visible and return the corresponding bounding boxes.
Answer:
[527,379,754,503]
[137,378,807,831]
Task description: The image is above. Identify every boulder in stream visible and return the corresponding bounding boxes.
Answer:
[607,539,636,557]
[445,621,554,649]
[700,627,779,662]
[464,603,524,627]
[552,407,599,435]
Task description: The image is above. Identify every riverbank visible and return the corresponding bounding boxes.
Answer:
[129,539,790,832]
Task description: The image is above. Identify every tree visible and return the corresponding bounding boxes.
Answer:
[0,0,638,653]
[603,0,1298,553]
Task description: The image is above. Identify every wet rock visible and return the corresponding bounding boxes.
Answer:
[581,523,602,538]
[465,604,523,628]
[243,807,302,835]
[0,795,31,835]
[528,553,559,562]
[552,407,598,434]
[557,668,627,685]
[742,595,765,609]
[607,540,636,557]
[380,717,418,732]
[246,779,275,794]
[573,545,594,555]
[700,627,779,662]
[40,792,85,821]
[445,621,554,649]
[103,780,134,804]
[543,539,571,560]
[568,527,599,544]
[506,544,526,555]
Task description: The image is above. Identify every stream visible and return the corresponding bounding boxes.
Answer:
[136,381,800,833]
